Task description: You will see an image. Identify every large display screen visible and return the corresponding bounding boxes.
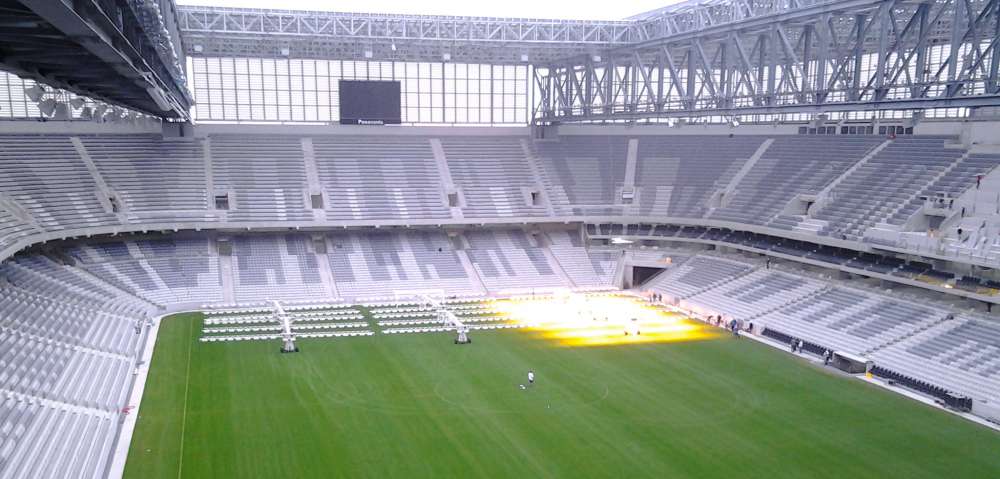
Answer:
[338,80,402,125]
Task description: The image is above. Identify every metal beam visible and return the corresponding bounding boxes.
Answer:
[534,0,1000,123]
[178,6,640,64]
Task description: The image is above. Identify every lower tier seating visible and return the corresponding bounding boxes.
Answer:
[644,250,1000,403]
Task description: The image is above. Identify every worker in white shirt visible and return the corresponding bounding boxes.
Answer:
[528,370,535,386]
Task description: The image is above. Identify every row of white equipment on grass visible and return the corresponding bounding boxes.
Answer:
[268,295,470,352]
[273,300,299,353]
[420,294,471,344]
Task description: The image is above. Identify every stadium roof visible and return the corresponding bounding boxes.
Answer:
[5,0,999,122]
[173,0,864,65]
[176,0,677,21]
[0,0,192,119]
[176,5,643,64]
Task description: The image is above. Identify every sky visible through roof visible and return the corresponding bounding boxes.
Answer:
[175,0,682,21]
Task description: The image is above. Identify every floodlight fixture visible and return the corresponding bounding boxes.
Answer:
[38,98,57,117]
[104,107,121,123]
[24,85,46,102]
[53,103,71,120]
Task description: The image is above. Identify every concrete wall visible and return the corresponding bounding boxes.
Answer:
[3,117,997,143]
[915,119,1000,147]
[191,123,530,137]
[556,122,801,136]
[0,119,161,135]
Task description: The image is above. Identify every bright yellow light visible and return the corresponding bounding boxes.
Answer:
[494,293,720,347]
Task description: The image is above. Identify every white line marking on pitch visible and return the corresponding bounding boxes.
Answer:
[176,320,194,479]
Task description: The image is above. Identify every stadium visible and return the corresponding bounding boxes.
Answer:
[2,0,1000,477]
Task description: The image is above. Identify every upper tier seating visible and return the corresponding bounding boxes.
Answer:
[635,135,764,217]
[1,133,998,272]
[312,136,450,221]
[0,135,118,234]
[711,136,883,228]
[442,137,548,218]
[81,135,213,223]
[211,135,313,221]
[534,136,629,216]
[888,152,1000,225]
[811,137,964,240]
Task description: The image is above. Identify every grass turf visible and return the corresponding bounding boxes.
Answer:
[124,312,1000,478]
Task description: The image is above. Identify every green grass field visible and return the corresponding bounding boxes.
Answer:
[125,312,1000,478]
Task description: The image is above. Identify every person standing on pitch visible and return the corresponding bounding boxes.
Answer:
[528,370,535,387]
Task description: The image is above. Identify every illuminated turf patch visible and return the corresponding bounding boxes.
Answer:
[494,293,720,346]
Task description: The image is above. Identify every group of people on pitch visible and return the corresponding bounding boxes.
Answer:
[709,315,751,337]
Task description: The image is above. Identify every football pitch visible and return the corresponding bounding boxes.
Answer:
[125,312,1000,478]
